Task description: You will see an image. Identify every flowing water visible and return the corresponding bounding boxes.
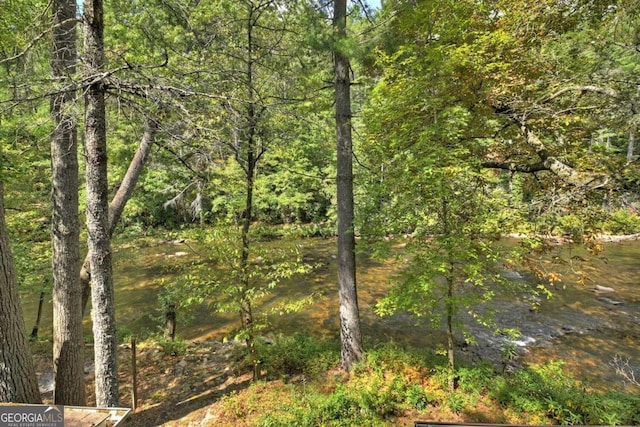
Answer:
[23,236,640,392]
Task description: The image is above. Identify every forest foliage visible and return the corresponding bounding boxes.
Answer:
[1,0,639,416]
[2,0,638,235]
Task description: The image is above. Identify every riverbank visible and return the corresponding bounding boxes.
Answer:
[31,335,640,426]
[23,233,640,395]
[23,231,640,424]
[505,232,640,243]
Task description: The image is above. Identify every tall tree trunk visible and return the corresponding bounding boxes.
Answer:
[83,0,119,407]
[0,183,41,404]
[81,118,158,313]
[51,0,86,406]
[240,155,258,378]
[333,0,363,371]
[627,130,635,164]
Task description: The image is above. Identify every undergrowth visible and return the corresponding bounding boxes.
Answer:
[221,337,640,426]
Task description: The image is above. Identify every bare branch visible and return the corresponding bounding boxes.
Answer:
[610,354,640,387]
[0,3,70,66]
[163,182,194,210]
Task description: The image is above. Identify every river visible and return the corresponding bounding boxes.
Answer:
[22,236,640,392]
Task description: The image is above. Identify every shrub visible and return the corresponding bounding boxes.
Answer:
[490,362,640,425]
[218,346,640,426]
[314,387,363,425]
[356,341,428,375]
[556,214,586,238]
[260,334,339,380]
[348,344,435,419]
[456,362,494,395]
[406,384,429,410]
[155,336,188,356]
[446,391,467,413]
[602,209,640,235]
[357,371,409,417]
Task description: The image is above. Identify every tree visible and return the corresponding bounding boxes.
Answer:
[83,0,119,406]
[190,0,319,379]
[367,0,640,242]
[360,0,577,386]
[0,0,53,343]
[0,180,41,404]
[81,117,158,313]
[363,37,515,387]
[51,0,85,406]
[333,0,363,371]
[112,0,335,377]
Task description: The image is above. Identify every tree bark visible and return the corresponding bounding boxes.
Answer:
[0,182,41,404]
[51,0,86,406]
[164,304,177,341]
[520,123,581,182]
[333,0,363,371]
[81,118,157,313]
[83,0,119,407]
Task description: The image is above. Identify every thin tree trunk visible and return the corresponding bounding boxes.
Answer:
[51,0,85,406]
[131,337,138,409]
[164,303,176,341]
[0,182,41,404]
[333,0,363,371]
[84,0,119,407]
[240,159,258,379]
[627,130,635,164]
[30,290,46,339]
[240,5,259,380]
[507,170,514,208]
[81,118,157,313]
[446,276,455,391]
[442,198,456,391]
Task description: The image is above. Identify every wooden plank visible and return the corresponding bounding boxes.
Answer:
[64,406,131,427]
[64,408,109,427]
[0,404,129,427]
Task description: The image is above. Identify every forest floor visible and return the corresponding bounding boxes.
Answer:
[33,339,464,426]
[36,340,259,426]
[31,333,640,426]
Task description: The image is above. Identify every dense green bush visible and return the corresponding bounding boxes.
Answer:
[602,209,640,235]
[259,334,339,380]
[490,361,640,425]
[314,387,365,425]
[456,362,494,391]
[555,214,588,238]
[154,336,188,356]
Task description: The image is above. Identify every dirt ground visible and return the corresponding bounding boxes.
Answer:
[36,340,253,426]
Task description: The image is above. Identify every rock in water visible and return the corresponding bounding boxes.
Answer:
[593,284,616,293]
[597,296,624,305]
